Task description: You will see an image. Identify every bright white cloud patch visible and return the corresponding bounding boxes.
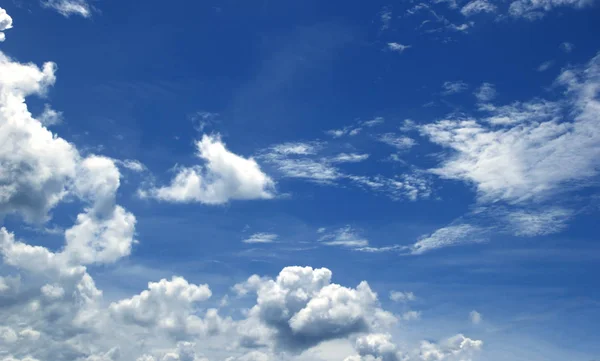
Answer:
[42,0,92,18]
[243,233,278,244]
[319,226,370,248]
[378,133,417,150]
[145,134,275,204]
[387,42,412,53]
[0,7,13,42]
[422,53,600,204]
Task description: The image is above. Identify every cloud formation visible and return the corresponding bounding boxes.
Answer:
[144,134,275,204]
[41,0,92,18]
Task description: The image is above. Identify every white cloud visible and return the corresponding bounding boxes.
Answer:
[401,311,421,321]
[387,43,412,53]
[145,134,275,204]
[461,0,497,16]
[378,134,417,150]
[422,53,600,204]
[411,224,484,254]
[118,159,146,172]
[505,208,573,236]
[330,153,370,163]
[537,60,554,72]
[474,83,496,102]
[509,0,593,19]
[37,104,63,126]
[243,233,278,244]
[389,291,416,303]
[413,334,483,361]
[442,81,468,95]
[469,310,482,325]
[41,0,92,18]
[319,226,370,248]
[237,266,397,352]
[560,42,575,53]
[380,8,392,31]
[326,117,384,138]
[0,7,13,42]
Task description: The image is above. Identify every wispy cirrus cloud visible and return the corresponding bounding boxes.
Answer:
[41,0,92,18]
[242,232,278,244]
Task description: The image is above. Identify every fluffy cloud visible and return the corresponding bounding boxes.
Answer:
[145,134,275,204]
[0,7,12,42]
[389,291,416,303]
[235,266,396,352]
[109,276,215,335]
[41,0,92,18]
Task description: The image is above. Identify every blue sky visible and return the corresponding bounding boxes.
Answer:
[1,1,600,361]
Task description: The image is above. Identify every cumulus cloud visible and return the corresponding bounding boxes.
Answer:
[422,53,600,204]
[0,7,13,42]
[235,266,396,352]
[41,0,92,18]
[144,134,275,204]
[243,233,278,244]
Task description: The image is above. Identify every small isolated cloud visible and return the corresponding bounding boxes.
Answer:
[470,310,482,325]
[243,233,278,244]
[319,226,369,248]
[401,311,421,321]
[389,291,416,302]
[143,134,275,204]
[330,153,370,163]
[442,81,468,95]
[380,7,392,30]
[387,42,412,53]
[474,82,497,102]
[461,0,497,16]
[537,60,554,72]
[0,7,13,42]
[560,42,575,53]
[378,133,416,150]
[118,159,146,173]
[411,224,484,254]
[42,0,92,18]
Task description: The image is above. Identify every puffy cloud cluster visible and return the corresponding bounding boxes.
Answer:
[0,7,12,41]
[235,266,397,352]
[144,134,275,204]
